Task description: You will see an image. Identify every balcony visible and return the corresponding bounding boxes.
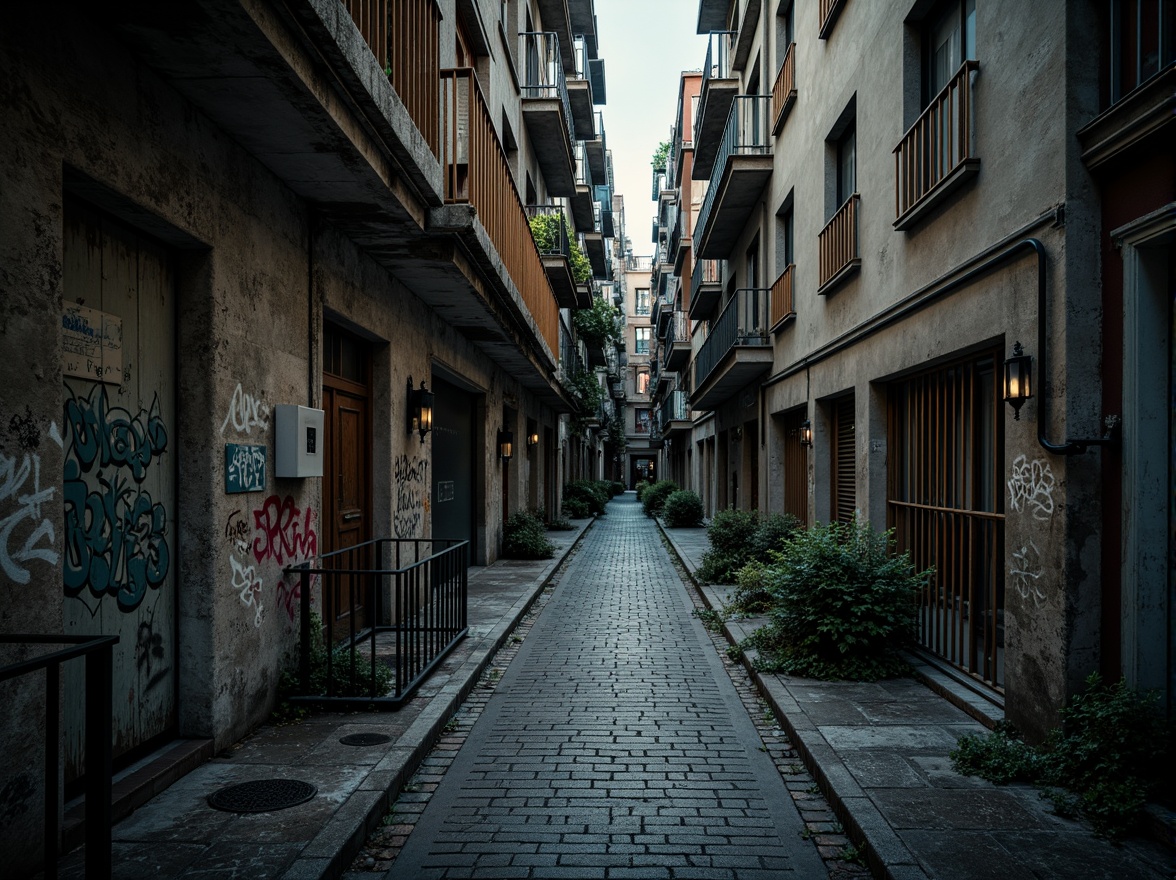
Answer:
[770,264,795,331]
[819,0,848,39]
[692,288,773,409]
[652,289,674,336]
[581,231,608,278]
[586,111,609,184]
[627,254,653,272]
[697,0,730,31]
[893,61,980,230]
[818,193,860,294]
[693,31,739,180]
[689,258,723,320]
[662,311,691,371]
[527,204,592,309]
[771,42,797,135]
[694,95,773,259]
[732,0,762,71]
[568,36,598,140]
[658,390,692,438]
[571,141,597,230]
[535,0,575,74]
[520,32,576,196]
[559,318,585,386]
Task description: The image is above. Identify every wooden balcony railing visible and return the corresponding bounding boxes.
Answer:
[770,264,795,330]
[343,0,441,157]
[818,0,847,39]
[894,60,979,224]
[818,193,860,292]
[441,68,559,358]
[771,42,796,134]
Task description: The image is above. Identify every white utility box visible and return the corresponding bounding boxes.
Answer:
[274,405,325,478]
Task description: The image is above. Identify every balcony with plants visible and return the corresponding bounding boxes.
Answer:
[694,94,773,259]
[574,293,623,367]
[528,204,593,309]
[692,287,773,409]
[520,30,577,196]
[693,30,739,180]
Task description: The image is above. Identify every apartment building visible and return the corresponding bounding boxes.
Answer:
[0,0,620,869]
[649,0,1174,740]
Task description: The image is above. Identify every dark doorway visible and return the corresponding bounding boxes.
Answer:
[432,375,476,544]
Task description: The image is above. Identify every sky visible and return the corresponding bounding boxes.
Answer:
[592,0,708,258]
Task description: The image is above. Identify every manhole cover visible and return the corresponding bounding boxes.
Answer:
[208,779,317,813]
[339,732,391,746]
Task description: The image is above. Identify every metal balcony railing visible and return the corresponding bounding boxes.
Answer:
[771,41,797,133]
[575,140,594,188]
[658,389,690,426]
[520,31,574,147]
[894,60,979,222]
[526,204,571,258]
[818,193,860,291]
[627,254,653,272]
[285,539,468,707]
[696,31,737,142]
[560,318,585,381]
[694,95,771,254]
[770,264,795,329]
[694,287,770,389]
[692,257,722,292]
[344,0,441,156]
[663,310,690,362]
[441,68,559,356]
[666,201,682,257]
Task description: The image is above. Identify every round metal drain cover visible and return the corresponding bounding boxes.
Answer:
[339,732,391,747]
[208,779,317,813]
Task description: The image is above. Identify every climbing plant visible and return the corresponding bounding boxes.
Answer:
[528,212,591,283]
[572,295,622,347]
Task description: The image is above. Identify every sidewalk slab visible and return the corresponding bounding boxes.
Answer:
[56,517,595,880]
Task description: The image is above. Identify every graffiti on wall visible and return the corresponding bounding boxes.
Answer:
[1010,540,1047,607]
[62,383,170,612]
[230,552,265,628]
[394,454,429,538]
[135,606,171,692]
[252,495,317,566]
[1,450,59,585]
[220,383,270,436]
[1007,455,1055,521]
[225,444,266,494]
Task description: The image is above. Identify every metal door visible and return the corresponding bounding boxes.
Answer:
[432,376,475,543]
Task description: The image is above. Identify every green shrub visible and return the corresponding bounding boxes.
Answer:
[529,212,591,283]
[741,516,925,681]
[634,480,650,501]
[564,480,608,516]
[726,558,774,615]
[662,490,704,527]
[502,510,556,559]
[641,480,679,518]
[562,496,589,518]
[697,510,801,584]
[750,513,801,558]
[951,675,1173,838]
[546,515,575,531]
[609,481,625,497]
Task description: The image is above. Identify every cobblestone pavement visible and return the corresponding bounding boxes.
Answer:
[376,495,834,879]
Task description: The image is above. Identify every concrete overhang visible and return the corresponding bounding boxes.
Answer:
[582,232,607,277]
[732,0,761,71]
[571,185,598,230]
[695,154,773,259]
[691,349,772,410]
[689,279,722,320]
[543,255,580,309]
[521,98,578,196]
[567,78,598,140]
[692,78,739,179]
[585,134,608,183]
[1077,65,1176,171]
[697,0,732,33]
[536,0,576,74]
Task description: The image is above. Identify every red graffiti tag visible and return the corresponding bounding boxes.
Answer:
[251,495,317,566]
[276,572,316,625]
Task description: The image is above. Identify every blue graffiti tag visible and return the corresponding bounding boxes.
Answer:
[63,384,170,612]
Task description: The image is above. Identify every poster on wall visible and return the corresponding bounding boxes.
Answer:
[62,303,124,385]
[225,443,267,494]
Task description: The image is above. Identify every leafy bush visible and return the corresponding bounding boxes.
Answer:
[565,480,608,516]
[951,675,1173,838]
[698,510,801,584]
[546,515,575,531]
[502,510,556,559]
[562,496,590,518]
[641,480,679,517]
[529,212,591,282]
[750,513,801,558]
[726,558,774,615]
[740,516,925,681]
[573,296,622,348]
[634,480,650,501]
[662,490,704,527]
[608,481,625,497]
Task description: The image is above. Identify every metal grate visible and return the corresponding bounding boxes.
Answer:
[208,779,317,813]
[831,396,856,523]
[339,732,392,746]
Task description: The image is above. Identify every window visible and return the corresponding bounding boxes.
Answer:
[836,124,856,207]
[636,368,650,395]
[1107,0,1176,105]
[635,408,651,434]
[635,288,651,316]
[635,327,651,354]
[925,0,976,103]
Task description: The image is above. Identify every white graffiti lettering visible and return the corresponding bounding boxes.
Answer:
[0,452,59,584]
[230,553,264,628]
[1007,455,1055,521]
[1010,540,1047,607]
[220,384,270,436]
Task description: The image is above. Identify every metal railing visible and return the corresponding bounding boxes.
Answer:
[696,31,737,142]
[667,201,683,259]
[526,204,571,258]
[692,257,722,293]
[663,310,690,365]
[894,60,979,221]
[695,95,771,253]
[342,0,441,156]
[0,634,118,880]
[285,538,468,707]
[658,389,690,426]
[694,287,770,389]
[771,41,797,133]
[575,139,594,188]
[818,193,860,290]
[560,318,585,380]
[520,31,574,147]
[770,264,795,329]
[441,68,559,357]
[627,254,653,272]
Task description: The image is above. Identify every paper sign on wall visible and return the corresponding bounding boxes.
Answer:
[225,444,267,494]
[62,304,124,385]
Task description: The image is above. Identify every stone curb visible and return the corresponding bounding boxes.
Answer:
[282,516,597,880]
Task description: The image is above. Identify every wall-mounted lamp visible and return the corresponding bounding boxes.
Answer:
[731,426,743,440]
[799,419,813,448]
[1002,341,1033,421]
[407,376,434,444]
[527,431,539,448]
[498,429,514,462]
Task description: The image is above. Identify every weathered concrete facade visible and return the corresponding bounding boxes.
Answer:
[648,0,1167,741]
[0,0,619,870]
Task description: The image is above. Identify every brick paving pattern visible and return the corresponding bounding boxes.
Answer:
[384,495,829,879]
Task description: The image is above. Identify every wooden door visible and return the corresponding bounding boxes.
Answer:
[323,326,371,633]
[62,201,177,782]
[831,396,856,523]
[782,409,809,524]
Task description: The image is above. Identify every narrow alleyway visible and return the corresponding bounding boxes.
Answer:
[387,494,829,879]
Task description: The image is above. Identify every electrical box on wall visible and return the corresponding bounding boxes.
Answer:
[274,405,324,478]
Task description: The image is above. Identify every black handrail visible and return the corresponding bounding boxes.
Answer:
[0,634,118,880]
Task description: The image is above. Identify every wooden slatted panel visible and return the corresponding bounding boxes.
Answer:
[831,396,855,523]
[771,42,796,133]
[887,352,1004,689]
[770,264,794,329]
[818,193,859,289]
[783,409,808,524]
